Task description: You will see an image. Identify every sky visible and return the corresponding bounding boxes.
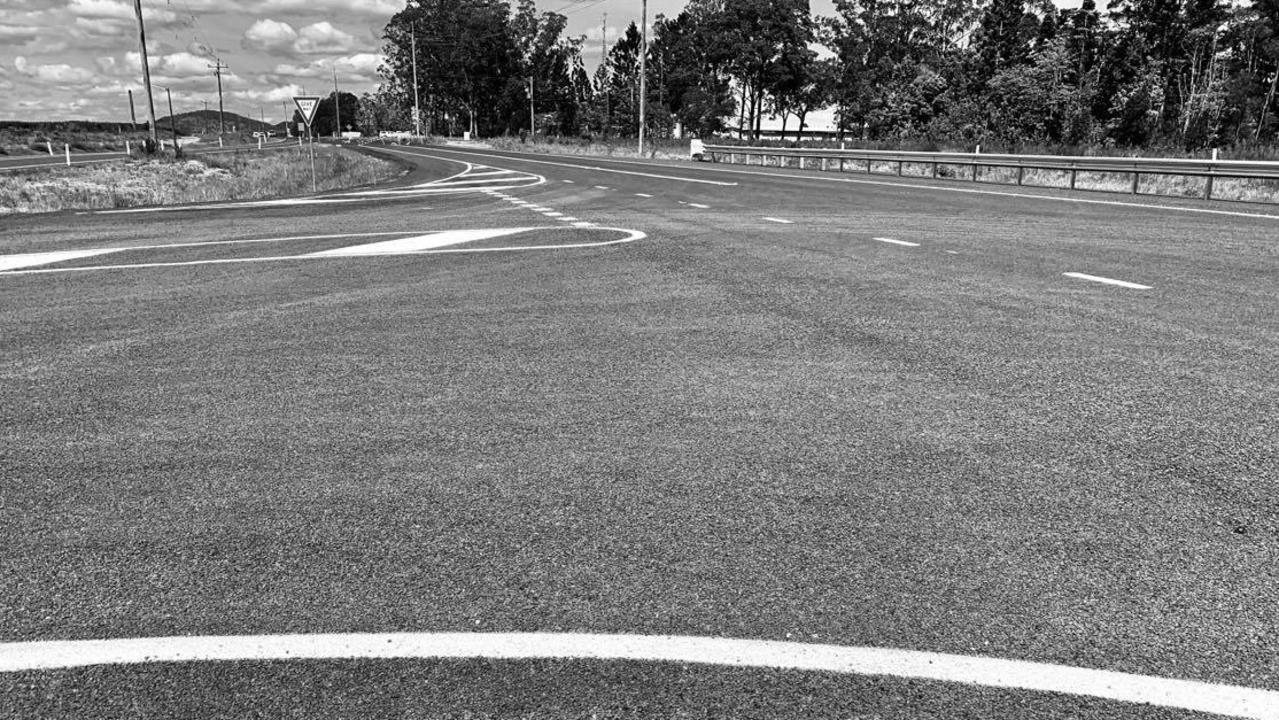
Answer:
[0,0,851,122]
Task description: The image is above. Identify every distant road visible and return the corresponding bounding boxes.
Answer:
[0,138,301,173]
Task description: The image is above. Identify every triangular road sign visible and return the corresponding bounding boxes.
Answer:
[293,96,321,127]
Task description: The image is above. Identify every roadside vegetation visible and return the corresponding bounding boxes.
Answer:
[0,146,401,214]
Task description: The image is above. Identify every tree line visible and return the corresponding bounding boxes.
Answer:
[356,0,1279,151]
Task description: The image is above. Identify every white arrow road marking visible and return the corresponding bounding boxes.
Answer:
[1063,272,1153,290]
[0,248,123,271]
[307,228,535,256]
[0,633,1275,720]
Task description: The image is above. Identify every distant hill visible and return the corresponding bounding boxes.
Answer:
[155,110,286,136]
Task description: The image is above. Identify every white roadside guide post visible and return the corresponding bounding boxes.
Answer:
[293,95,321,193]
[65,144,71,166]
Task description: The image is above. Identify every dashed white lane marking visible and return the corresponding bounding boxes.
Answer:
[635,193,653,198]
[688,202,710,209]
[542,212,564,217]
[594,185,611,190]
[561,217,579,222]
[573,221,595,228]
[0,633,1274,720]
[563,180,575,184]
[308,229,533,256]
[945,250,960,255]
[0,248,123,271]
[873,237,920,247]
[763,217,793,224]
[1063,272,1153,290]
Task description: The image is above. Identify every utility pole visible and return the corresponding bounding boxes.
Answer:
[527,76,535,139]
[131,0,158,149]
[128,89,137,129]
[411,27,422,137]
[165,87,179,153]
[638,0,647,155]
[601,13,607,67]
[283,100,291,137]
[209,59,228,135]
[332,64,341,138]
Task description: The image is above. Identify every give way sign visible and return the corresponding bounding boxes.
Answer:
[293,96,321,128]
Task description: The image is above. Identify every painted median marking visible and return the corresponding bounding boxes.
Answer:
[0,248,124,272]
[0,632,1275,720]
[1063,272,1153,290]
[0,227,645,275]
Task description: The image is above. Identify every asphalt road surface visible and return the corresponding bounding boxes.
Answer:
[2,145,1277,720]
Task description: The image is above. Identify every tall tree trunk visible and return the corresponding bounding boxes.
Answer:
[1257,68,1279,140]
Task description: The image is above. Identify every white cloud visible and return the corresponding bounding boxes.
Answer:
[229,82,309,104]
[293,22,358,55]
[271,53,381,82]
[0,25,40,43]
[255,0,399,18]
[242,18,298,54]
[13,56,97,84]
[66,0,180,24]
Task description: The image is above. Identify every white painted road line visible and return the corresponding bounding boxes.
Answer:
[594,185,611,190]
[412,146,740,187]
[1063,272,1153,290]
[0,633,1275,720]
[0,228,648,275]
[635,193,653,198]
[0,248,124,271]
[873,237,920,247]
[687,202,710,209]
[308,229,534,256]
[763,217,793,224]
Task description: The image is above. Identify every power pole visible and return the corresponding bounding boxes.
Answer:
[128,89,137,128]
[130,0,158,149]
[332,64,341,138]
[165,87,179,153]
[638,0,647,155]
[410,27,422,137]
[283,100,291,137]
[601,13,607,67]
[209,59,228,135]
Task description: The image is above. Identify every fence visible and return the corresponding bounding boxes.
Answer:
[697,144,1279,201]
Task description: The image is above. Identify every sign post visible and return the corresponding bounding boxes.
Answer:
[293,95,321,193]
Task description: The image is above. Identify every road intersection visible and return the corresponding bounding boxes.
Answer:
[2,145,1277,719]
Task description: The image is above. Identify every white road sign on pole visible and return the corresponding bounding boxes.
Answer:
[293,96,321,129]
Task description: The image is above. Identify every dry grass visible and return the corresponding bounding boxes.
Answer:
[0,145,400,214]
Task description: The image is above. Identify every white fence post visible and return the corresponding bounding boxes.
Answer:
[65,144,71,166]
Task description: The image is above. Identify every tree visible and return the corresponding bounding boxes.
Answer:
[309,91,360,137]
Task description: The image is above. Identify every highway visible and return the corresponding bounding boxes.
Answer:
[2,145,1277,720]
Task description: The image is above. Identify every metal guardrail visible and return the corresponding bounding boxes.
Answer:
[698,144,1279,201]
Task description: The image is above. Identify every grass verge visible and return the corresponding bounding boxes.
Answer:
[0,145,402,214]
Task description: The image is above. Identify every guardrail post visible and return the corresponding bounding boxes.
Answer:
[798,156,805,170]
[1069,166,1078,190]
[820,157,827,171]
[897,160,904,176]
[1204,172,1215,200]
[1016,166,1025,185]
[1131,172,1140,194]
[866,159,872,174]
[931,162,938,178]
[971,162,979,182]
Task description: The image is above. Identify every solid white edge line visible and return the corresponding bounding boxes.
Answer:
[0,227,645,274]
[1063,272,1154,289]
[873,237,920,247]
[0,633,1274,720]
[762,217,793,224]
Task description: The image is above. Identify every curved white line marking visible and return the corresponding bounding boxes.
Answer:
[1064,272,1153,289]
[0,633,1274,719]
